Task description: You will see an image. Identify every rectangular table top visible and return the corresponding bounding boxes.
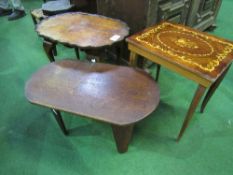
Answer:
[127,22,233,83]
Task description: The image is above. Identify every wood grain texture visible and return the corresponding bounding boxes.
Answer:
[36,12,129,48]
[25,60,160,126]
[127,22,233,82]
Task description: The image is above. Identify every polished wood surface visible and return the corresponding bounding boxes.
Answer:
[25,60,160,153]
[25,60,159,125]
[36,12,129,48]
[127,22,233,82]
[127,21,233,140]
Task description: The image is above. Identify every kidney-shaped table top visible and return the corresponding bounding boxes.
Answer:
[25,60,160,126]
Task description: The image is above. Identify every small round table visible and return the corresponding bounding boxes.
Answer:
[42,0,75,16]
[36,12,129,62]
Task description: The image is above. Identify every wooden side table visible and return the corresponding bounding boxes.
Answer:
[30,8,47,25]
[126,22,233,140]
[30,9,58,56]
[42,0,75,16]
[25,60,160,153]
[36,12,129,62]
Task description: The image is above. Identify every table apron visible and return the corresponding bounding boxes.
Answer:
[128,44,212,87]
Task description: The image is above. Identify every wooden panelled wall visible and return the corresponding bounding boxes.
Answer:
[96,0,222,33]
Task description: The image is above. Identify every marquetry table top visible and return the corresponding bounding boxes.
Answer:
[127,22,233,82]
[36,12,129,48]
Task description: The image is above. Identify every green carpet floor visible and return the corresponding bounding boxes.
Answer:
[0,0,233,174]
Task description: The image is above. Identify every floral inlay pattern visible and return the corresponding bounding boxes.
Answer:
[174,38,198,49]
[135,22,233,72]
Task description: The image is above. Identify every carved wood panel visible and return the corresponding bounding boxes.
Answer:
[156,0,191,24]
[187,0,222,30]
[96,0,222,62]
[97,0,150,33]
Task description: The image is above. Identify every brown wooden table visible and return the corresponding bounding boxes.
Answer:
[31,8,47,25]
[25,60,160,153]
[36,12,129,62]
[41,0,75,16]
[126,22,233,141]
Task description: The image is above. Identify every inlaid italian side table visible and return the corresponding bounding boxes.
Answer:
[25,60,160,153]
[36,12,129,62]
[126,22,233,141]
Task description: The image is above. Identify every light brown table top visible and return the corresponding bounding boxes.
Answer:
[36,12,129,48]
[127,22,233,82]
[25,60,160,125]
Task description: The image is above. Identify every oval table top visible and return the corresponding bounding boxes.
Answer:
[36,12,129,48]
[25,60,160,125]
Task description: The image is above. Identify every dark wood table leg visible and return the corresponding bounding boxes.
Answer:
[74,47,80,59]
[30,12,37,25]
[85,49,104,62]
[177,85,206,141]
[115,44,121,65]
[155,64,161,82]
[129,51,139,67]
[43,40,56,62]
[111,124,134,153]
[200,65,231,113]
[51,109,68,135]
[137,56,144,69]
[53,46,57,56]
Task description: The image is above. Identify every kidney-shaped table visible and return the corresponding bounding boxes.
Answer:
[25,60,160,153]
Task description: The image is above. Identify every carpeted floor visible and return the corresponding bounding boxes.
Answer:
[0,0,233,175]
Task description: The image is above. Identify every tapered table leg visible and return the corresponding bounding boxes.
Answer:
[129,51,139,67]
[200,65,231,113]
[51,109,68,135]
[85,48,104,62]
[74,47,80,59]
[53,45,57,56]
[43,40,56,62]
[111,124,134,153]
[155,64,161,82]
[30,12,37,25]
[177,85,206,141]
[115,42,122,65]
